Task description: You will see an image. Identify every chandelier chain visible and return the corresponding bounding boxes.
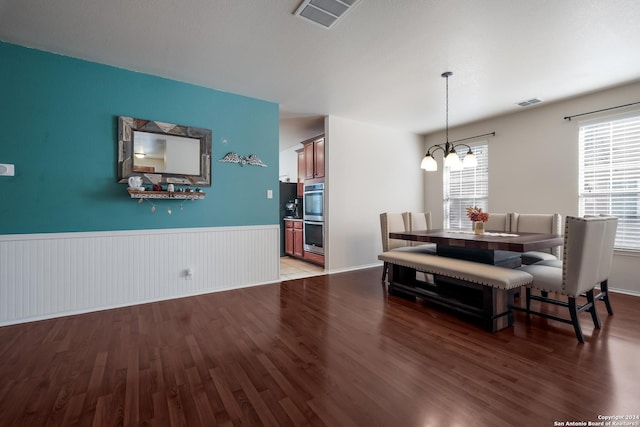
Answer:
[445,73,449,144]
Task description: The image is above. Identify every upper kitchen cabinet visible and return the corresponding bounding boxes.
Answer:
[296,147,305,197]
[302,135,325,180]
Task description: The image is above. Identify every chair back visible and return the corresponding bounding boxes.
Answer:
[402,212,433,247]
[511,213,562,257]
[562,216,617,296]
[380,213,409,252]
[485,213,510,232]
[402,212,433,231]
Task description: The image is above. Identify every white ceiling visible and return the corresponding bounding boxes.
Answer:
[2,0,640,141]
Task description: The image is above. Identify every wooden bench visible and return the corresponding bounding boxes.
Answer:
[378,251,534,331]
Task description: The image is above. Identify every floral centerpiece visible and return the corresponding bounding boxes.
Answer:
[466,206,489,234]
[466,206,489,223]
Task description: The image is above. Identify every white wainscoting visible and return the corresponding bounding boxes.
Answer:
[0,225,280,326]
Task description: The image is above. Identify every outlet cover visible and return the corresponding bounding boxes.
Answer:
[0,164,15,176]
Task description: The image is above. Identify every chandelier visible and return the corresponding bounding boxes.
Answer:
[420,71,477,171]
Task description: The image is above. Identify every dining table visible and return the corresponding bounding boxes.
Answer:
[386,228,564,331]
[389,228,564,268]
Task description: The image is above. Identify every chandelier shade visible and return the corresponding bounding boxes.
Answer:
[420,153,438,171]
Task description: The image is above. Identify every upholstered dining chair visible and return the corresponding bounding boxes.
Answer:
[403,211,433,232]
[535,215,617,315]
[517,216,618,343]
[511,213,562,264]
[380,212,438,281]
[402,212,437,254]
[380,213,411,281]
[484,213,510,232]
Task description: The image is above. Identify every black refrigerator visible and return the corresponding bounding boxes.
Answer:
[279,182,299,256]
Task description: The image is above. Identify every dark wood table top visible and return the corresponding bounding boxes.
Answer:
[389,229,564,252]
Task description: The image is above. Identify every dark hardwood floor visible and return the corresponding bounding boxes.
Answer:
[1,267,639,426]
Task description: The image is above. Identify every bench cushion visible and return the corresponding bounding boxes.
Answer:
[378,251,533,290]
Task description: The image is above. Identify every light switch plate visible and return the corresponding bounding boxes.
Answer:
[0,164,15,176]
[267,189,273,199]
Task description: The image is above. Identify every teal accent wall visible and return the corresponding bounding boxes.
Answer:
[0,42,280,234]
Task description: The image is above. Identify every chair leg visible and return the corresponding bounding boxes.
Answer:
[600,280,614,315]
[382,261,388,282]
[586,289,601,329]
[525,287,532,312]
[568,297,584,343]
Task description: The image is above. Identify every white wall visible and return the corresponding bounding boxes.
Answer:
[423,80,640,295]
[325,115,425,272]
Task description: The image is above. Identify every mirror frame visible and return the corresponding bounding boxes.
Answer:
[117,116,212,186]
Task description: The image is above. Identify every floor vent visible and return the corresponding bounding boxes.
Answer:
[294,0,361,29]
[516,97,542,107]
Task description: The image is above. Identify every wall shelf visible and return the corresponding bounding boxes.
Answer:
[127,189,206,200]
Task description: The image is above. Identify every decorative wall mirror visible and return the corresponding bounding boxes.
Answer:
[117,116,212,186]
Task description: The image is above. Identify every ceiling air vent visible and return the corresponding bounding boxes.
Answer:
[516,97,542,107]
[294,0,361,29]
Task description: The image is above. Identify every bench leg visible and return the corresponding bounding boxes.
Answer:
[387,265,416,300]
[483,287,513,332]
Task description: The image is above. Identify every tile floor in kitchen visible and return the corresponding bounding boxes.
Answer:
[280,256,324,280]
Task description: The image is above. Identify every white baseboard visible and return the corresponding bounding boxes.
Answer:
[326,262,381,275]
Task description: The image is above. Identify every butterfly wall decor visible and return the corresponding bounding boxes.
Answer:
[218,152,267,167]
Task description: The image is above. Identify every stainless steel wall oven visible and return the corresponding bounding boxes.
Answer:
[303,183,324,255]
[303,221,324,255]
[303,183,324,222]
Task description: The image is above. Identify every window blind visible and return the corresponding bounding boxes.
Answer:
[579,113,640,250]
[444,143,489,229]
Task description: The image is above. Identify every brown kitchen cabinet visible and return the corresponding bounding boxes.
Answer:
[296,148,305,197]
[284,219,304,258]
[285,221,294,255]
[302,134,324,180]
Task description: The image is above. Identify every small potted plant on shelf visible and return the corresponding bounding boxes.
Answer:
[466,206,489,235]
